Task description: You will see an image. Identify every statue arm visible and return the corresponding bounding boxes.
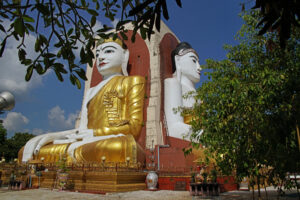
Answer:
[93,76,145,140]
[164,78,193,139]
[22,129,78,162]
[164,78,184,124]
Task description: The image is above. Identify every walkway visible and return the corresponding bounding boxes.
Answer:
[0,187,298,200]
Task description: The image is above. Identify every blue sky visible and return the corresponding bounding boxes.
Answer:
[0,1,248,137]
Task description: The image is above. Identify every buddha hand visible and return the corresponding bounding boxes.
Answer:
[65,129,94,140]
[33,129,79,155]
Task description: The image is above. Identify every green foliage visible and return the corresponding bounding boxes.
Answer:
[190,10,300,186]
[0,123,8,158]
[57,153,68,173]
[1,1,297,87]
[6,132,35,161]
[0,124,35,161]
[251,0,300,48]
[0,0,182,88]
[210,168,218,183]
[0,0,106,88]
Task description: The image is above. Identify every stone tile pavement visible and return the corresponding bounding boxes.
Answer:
[0,187,298,200]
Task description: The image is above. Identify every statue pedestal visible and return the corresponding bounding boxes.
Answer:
[35,171,146,193]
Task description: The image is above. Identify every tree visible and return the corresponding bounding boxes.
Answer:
[6,132,35,161]
[1,1,298,88]
[0,124,35,161]
[189,10,300,195]
[248,0,300,48]
[0,0,182,89]
[0,123,8,159]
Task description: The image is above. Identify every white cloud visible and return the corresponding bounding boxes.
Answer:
[2,112,29,134]
[0,19,46,100]
[32,128,45,135]
[48,106,79,131]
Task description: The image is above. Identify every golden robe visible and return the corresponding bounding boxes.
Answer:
[19,76,146,164]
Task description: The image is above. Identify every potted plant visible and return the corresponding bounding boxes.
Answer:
[210,168,220,196]
[57,154,69,190]
[190,172,196,183]
[202,172,208,184]
[57,154,68,173]
[210,169,218,183]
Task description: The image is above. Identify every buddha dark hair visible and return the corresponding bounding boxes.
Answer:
[171,42,193,73]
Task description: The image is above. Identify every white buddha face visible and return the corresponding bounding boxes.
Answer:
[176,51,201,83]
[96,42,127,77]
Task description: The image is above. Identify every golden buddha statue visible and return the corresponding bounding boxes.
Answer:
[19,37,146,164]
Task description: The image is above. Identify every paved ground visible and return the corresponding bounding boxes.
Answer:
[0,187,299,200]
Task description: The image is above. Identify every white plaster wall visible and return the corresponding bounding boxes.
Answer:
[144,21,179,149]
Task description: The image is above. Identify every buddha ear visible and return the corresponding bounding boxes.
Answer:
[122,49,129,76]
[175,55,181,82]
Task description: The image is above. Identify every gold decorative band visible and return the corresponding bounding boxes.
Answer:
[97,37,124,48]
[178,48,199,59]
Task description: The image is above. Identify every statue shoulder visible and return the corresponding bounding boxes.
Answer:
[123,75,146,85]
[164,77,179,85]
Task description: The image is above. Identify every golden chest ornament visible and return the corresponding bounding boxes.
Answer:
[103,89,128,127]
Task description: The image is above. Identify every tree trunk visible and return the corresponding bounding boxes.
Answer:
[263,181,269,200]
[257,176,261,199]
[252,185,255,200]
[296,123,300,151]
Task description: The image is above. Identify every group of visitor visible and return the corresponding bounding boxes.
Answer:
[6,165,42,190]
[8,170,23,190]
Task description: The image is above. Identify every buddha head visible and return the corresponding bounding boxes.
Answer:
[171,42,201,83]
[96,37,129,78]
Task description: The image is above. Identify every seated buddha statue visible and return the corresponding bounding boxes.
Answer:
[19,37,146,164]
[164,42,202,139]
